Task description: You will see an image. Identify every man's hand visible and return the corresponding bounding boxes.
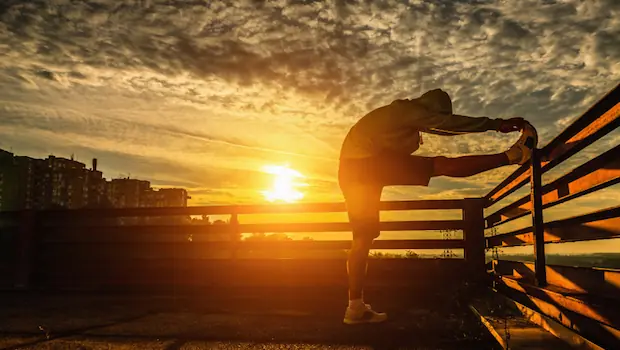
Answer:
[498,117,527,133]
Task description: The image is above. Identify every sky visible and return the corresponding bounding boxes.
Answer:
[0,0,618,251]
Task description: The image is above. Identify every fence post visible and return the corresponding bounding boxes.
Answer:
[230,212,240,259]
[530,148,547,286]
[14,210,37,290]
[463,198,486,283]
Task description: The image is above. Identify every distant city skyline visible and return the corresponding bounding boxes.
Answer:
[0,148,189,211]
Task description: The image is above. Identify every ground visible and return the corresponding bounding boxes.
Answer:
[0,288,497,350]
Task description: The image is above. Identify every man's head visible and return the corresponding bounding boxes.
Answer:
[418,89,452,114]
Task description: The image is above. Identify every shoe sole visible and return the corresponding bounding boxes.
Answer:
[343,318,388,325]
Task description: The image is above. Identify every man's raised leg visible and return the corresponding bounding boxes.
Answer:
[433,153,509,178]
[433,125,539,177]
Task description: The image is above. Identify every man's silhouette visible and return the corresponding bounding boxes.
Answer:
[339,88,537,324]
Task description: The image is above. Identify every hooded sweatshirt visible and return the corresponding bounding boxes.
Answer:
[339,89,503,159]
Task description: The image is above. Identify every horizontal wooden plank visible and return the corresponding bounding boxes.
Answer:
[486,144,620,227]
[486,195,531,228]
[22,199,464,220]
[492,260,620,301]
[35,257,466,270]
[499,276,620,329]
[42,220,465,236]
[487,227,533,247]
[487,218,620,247]
[542,84,620,156]
[41,239,465,250]
[43,224,238,237]
[542,101,620,171]
[484,166,531,207]
[242,220,464,232]
[487,217,620,247]
[497,276,620,349]
[379,199,465,210]
[487,205,620,247]
[39,240,464,261]
[35,258,468,290]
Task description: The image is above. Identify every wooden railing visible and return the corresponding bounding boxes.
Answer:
[484,82,620,349]
[0,198,485,292]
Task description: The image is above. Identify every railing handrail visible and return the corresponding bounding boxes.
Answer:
[39,220,465,233]
[484,82,620,207]
[540,83,620,158]
[0,198,465,219]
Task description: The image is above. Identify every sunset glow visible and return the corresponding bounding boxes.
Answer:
[261,165,308,203]
[0,0,618,255]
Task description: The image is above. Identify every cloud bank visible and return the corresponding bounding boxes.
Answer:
[0,0,618,205]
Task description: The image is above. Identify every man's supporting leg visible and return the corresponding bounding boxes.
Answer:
[347,236,373,301]
[344,232,388,324]
[433,153,509,178]
[341,183,381,303]
[340,183,387,324]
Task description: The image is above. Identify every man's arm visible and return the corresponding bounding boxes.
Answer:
[421,113,502,135]
[392,100,524,135]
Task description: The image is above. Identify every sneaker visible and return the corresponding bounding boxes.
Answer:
[505,122,538,165]
[343,303,388,325]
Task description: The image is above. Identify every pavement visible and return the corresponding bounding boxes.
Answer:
[0,288,497,349]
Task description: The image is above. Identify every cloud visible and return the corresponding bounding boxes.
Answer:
[0,0,618,205]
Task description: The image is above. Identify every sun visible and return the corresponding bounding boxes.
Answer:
[261,164,308,203]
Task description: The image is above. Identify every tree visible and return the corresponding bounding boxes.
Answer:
[405,250,419,259]
[244,233,292,241]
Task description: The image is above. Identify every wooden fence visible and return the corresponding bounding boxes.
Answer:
[0,198,484,292]
[484,82,620,349]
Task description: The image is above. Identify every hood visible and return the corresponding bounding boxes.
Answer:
[416,89,453,114]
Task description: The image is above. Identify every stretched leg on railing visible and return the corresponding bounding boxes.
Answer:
[432,153,510,178]
[432,124,539,177]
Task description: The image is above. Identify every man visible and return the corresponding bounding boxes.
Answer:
[339,88,537,324]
